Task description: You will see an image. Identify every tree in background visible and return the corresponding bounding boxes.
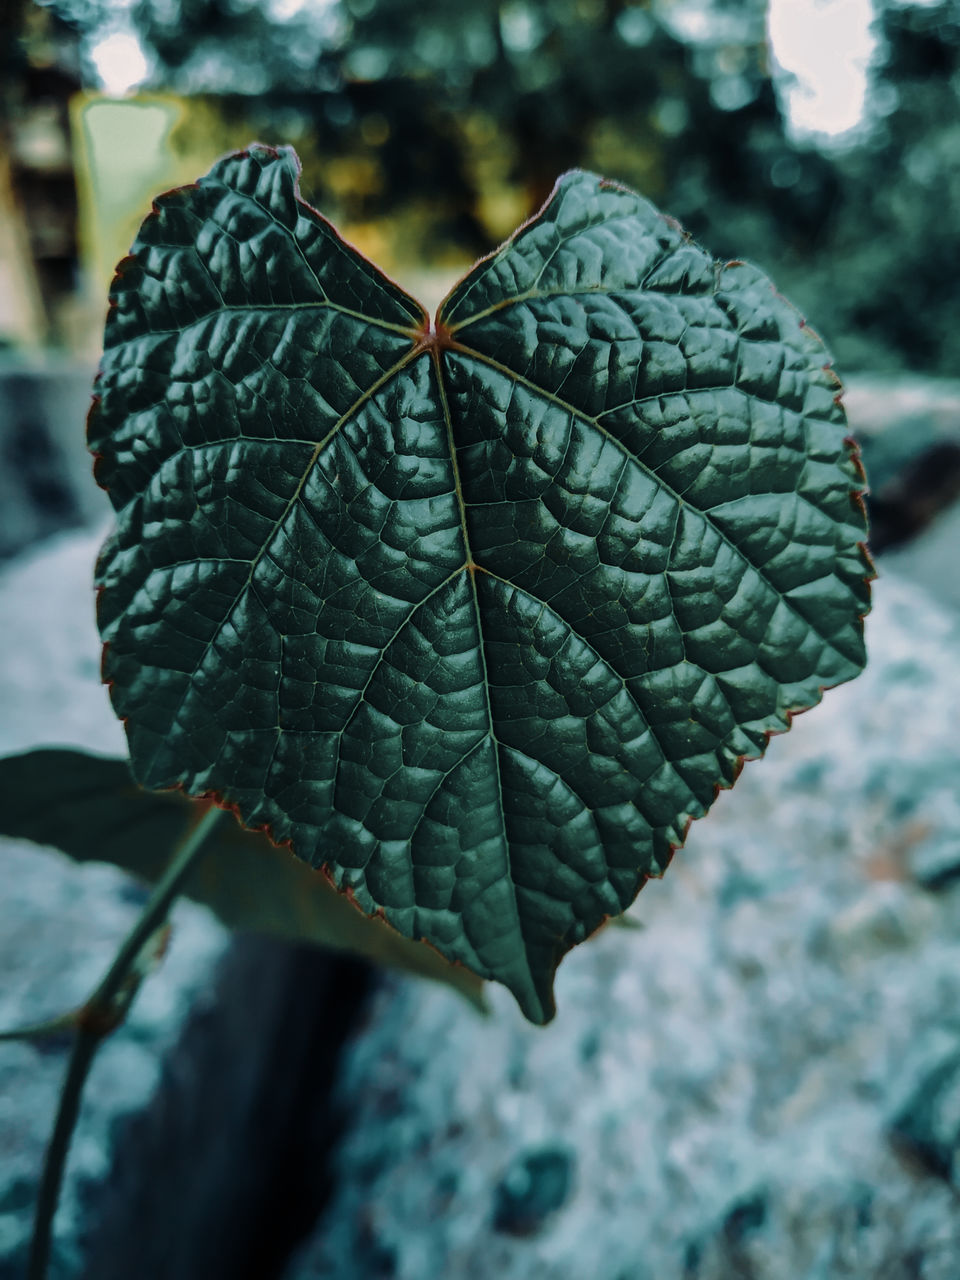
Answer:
[126,0,809,257]
[24,0,960,374]
[783,0,960,374]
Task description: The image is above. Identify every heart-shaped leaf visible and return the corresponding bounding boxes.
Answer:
[90,145,870,1023]
[0,748,486,1009]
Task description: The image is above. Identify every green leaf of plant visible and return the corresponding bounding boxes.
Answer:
[0,748,487,1009]
[89,145,870,1023]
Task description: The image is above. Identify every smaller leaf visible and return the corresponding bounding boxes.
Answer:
[0,749,486,1011]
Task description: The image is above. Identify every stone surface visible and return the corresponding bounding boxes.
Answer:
[844,375,960,558]
[286,568,960,1280]
[889,1044,960,1190]
[82,936,371,1280]
[0,529,229,1278]
[0,357,106,562]
[0,526,124,758]
[884,501,960,612]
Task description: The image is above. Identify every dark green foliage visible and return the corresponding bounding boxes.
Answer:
[40,0,960,373]
[89,146,868,1020]
[786,0,960,375]
[0,748,487,1005]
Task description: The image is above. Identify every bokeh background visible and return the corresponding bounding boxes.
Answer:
[3,3,960,1279]
[3,0,960,558]
[3,0,960,364]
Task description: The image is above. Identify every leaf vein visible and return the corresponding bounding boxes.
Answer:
[475,567,699,821]
[432,347,540,1007]
[140,346,419,779]
[446,208,673,332]
[220,178,423,335]
[453,344,846,663]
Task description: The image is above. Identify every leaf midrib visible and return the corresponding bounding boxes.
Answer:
[429,344,539,1010]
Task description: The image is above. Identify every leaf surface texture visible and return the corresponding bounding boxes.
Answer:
[0,748,486,1009]
[90,146,870,1021]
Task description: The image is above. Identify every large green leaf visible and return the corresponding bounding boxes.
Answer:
[0,748,486,1008]
[89,145,870,1023]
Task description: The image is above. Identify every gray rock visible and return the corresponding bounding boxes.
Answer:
[492,1147,575,1238]
[889,1041,960,1190]
[0,356,107,562]
[843,375,960,457]
[884,501,960,612]
[907,829,960,892]
[843,374,960,595]
[0,530,229,1278]
[285,569,960,1280]
[81,935,371,1280]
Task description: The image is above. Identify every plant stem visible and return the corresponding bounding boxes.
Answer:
[26,1029,99,1280]
[0,1012,78,1043]
[26,803,225,1280]
[91,804,224,1013]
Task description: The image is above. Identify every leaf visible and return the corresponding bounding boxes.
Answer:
[0,748,487,1010]
[89,145,870,1023]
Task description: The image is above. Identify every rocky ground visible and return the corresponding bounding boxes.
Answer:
[284,568,960,1280]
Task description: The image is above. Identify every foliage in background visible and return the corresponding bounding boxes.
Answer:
[787,1,960,374]
[23,0,960,375]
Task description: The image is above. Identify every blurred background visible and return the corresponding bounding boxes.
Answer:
[3,4,960,1279]
[2,0,960,361]
[2,0,960,560]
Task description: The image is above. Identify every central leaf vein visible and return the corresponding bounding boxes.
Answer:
[432,346,537,999]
